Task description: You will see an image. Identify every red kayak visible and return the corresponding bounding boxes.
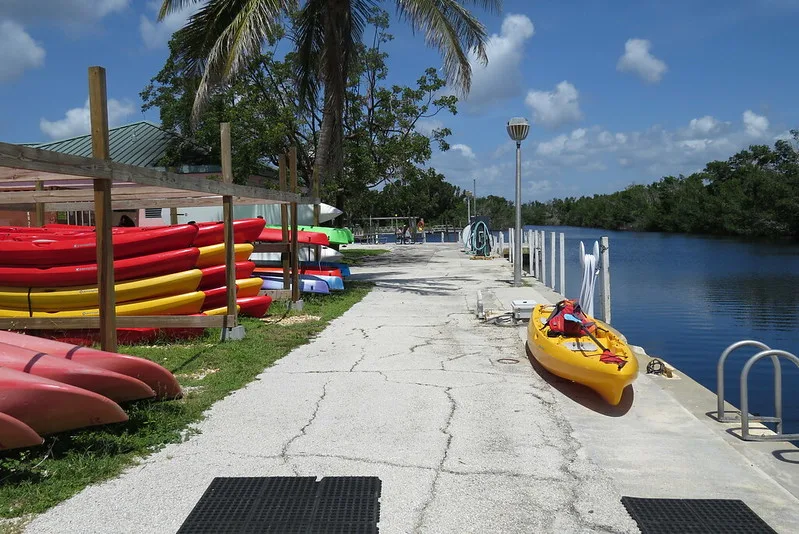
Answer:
[237,296,273,318]
[0,411,44,451]
[257,227,330,246]
[201,278,263,310]
[37,327,206,347]
[254,266,342,278]
[0,247,201,288]
[0,224,198,266]
[0,331,182,399]
[0,368,128,435]
[199,261,256,289]
[0,343,155,403]
[193,219,266,247]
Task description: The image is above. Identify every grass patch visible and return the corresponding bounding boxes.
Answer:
[339,248,390,265]
[0,282,372,520]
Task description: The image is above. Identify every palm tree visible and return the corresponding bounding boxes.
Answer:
[158,0,501,186]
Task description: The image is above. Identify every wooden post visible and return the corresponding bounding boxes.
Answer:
[559,232,565,295]
[34,181,45,226]
[169,207,178,225]
[600,236,611,323]
[279,155,290,289]
[540,230,546,286]
[289,147,300,303]
[88,66,117,352]
[220,123,237,329]
[550,231,556,289]
[312,166,321,261]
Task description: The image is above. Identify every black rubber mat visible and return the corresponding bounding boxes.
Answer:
[621,497,777,534]
[177,476,381,533]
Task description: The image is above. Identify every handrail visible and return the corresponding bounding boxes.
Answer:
[716,340,778,424]
[740,349,799,441]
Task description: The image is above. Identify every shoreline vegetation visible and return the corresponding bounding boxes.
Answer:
[0,250,384,528]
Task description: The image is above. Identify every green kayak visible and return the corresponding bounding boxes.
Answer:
[266,225,353,245]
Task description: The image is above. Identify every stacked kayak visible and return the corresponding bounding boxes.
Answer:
[527,301,638,406]
[0,218,275,343]
[264,225,353,245]
[0,331,181,451]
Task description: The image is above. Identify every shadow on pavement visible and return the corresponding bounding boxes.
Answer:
[525,342,635,417]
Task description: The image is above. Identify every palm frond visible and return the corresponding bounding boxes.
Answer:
[158,0,205,20]
[169,0,294,122]
[394,0,500,94]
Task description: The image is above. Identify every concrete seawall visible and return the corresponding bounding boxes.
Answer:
[25,243,799,533]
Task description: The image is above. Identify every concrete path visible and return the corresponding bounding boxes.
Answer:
[25,244,799,533]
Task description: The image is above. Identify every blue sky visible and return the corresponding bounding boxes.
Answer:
[1,0,797,202]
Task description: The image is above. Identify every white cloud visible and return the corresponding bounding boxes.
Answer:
[459,14,535,110]
[617,38,667,83]
[525,81,582,128]
[742,110,769,137]
[0,20,45,82]
[451,144,476,159]
[0,1,128,24]
[140,1,200,49]
[415,119,444,137]
[40,98,136,139]
[687,116,720,136]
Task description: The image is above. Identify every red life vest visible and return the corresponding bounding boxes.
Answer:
[545,299,596,336]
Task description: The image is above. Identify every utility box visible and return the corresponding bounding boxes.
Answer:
[511,300,536,321]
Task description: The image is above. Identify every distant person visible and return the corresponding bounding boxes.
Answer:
[403,224,411,244]
[117,214,135,227]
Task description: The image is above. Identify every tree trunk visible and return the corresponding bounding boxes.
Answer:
[314,85,335,195]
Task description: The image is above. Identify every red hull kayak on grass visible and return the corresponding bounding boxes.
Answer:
[254,266,342,278]
[0,343,155,403]
[0,247,201,288]
[0,224,198,267]
[35,327,206,348]
[256,227,330,246]
[237,296,273,318]
[0,331,182,399]
[0,411,43,451]
[199,261,256,289]
[0,368,128,435]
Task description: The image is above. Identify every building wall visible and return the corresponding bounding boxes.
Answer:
[0,210,58,227]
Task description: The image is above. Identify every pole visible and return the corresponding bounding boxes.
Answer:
[473,178,477,217]
[600,236,611,323]
[220,123,237,333]
[540,230,546,287]
[559,232,566,295]
[34,181,45,226]
[279,155,290,289]
[290,147,300,303]
[513,142,522,286]
[550,231,556,289]
[88,66,117,353]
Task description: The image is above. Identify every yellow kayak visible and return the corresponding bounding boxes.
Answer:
[196,243,254,268]
[0,291,206,318]
[527,303,638,405]
[0,270,203,312]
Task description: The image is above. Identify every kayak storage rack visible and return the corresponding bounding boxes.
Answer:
[715,340,799,441]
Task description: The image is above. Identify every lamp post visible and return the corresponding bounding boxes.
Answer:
[506,117,530,287]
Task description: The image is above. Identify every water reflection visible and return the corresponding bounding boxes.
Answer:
[703,275,799,331]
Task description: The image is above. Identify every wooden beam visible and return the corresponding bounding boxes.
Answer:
[89,66,117,353]
[0,142,304,204]
[252,242,291,253]
[170,207,178,224]
[34,181,45,226]
[259,289,292,301]
[279,154,290,290]
[0,315,234,330]
[312,166,321,262]
[220,123,238,331]
[290,147,300,302]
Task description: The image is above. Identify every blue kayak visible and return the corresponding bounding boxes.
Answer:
[258,276,330,295]
[259,272,343,291]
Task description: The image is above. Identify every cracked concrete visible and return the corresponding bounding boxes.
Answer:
[24,244,799,533]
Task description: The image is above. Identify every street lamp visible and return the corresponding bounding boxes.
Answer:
[506,117,529,287]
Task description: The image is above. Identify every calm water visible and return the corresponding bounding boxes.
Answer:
[521,225,799,432]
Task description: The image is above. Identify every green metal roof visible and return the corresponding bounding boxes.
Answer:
[30,121,175,168]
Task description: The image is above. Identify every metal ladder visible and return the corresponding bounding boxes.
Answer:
[716,340,799,441]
